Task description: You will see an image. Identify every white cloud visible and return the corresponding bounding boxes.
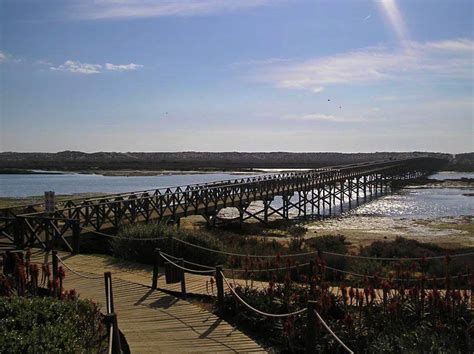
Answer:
[289,114,368,123]
[50,60,143,74]
[105,62,143,71]
[50,60,102,74]
[230,58,290,68]
[378,0,408,41]
[251,38,474,92]
[312,87,324,94]
[0,51,6,63]
[76,0,276,20]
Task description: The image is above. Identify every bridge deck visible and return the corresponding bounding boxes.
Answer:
[31,251,266,353]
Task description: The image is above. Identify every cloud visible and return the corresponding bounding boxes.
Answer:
[50,60,102,74]
[311,87,324,94]
[105,62,143,71]
[250,38,474,93]
[75,0,276,20]
[0,51,20,63]
[229,58,291,68]
[289,114,368,123]
[378,0,408,41]
[50,60,143,74]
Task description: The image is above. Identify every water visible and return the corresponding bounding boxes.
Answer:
[0,170,472,218]
[353,188,473,218]
[352,172,473,218]
[428,171,474,180]
[0,172,255,198]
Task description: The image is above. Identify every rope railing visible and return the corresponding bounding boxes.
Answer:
[313,309,354,354]
[223,262,311,273]
[84,228,168,242]
[160,252,215,274]
[171,237,474,261]
[317,264,473,283]
[221,271,307,318]
[56,255,103,279]
[323,250,474,261]
[172,237,317,258]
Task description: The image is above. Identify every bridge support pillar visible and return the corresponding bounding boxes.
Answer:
[262,198,274,224]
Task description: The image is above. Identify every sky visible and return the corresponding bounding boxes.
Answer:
[0,0,473,153]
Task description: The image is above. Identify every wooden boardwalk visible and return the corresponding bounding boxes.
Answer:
[51,251,268,297]
[31,251,266,353]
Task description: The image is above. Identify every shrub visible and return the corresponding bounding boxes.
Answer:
[304,234,348,254]
[111,223,227,267]
[219,272,473,353]
[0,296,105,353]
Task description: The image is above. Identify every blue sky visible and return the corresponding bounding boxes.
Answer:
[1,0,473,153]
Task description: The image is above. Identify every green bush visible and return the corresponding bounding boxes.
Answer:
[0,296,105,353]
[359,237,474,278]
[304,234,348,254]
[110,223,227,267]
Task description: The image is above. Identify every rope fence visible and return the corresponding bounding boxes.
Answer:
[81,227,474,262]
[85,228,169,241]
[168,236,474,262]
[221,271,307,318]
[313,309,354,354]
[160,252,215,274]
[56,255,103,279]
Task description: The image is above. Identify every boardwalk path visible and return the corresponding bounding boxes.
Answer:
[31,251,266,353]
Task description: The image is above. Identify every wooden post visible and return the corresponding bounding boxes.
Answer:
[215,265,224,309]
[104,272,115,314]
[180,258,186,299]
[309,260,315,298]
[105,312,122,354]
[152,248,160,290]
[306,300,317,354]
[72,220,81,254]
[168,234,174,256]
[13,217,24,250]
[51,250,59,296]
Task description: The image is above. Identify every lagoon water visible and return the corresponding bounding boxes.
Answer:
[0,172,255,198]
[0,171,472,219]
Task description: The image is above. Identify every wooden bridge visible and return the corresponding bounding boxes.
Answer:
[0,157,444,251]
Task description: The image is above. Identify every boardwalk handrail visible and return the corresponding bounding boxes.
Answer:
[104,272,122,354]
[160,252,215,274]
[313,309,354,354]
[56,255,103,279]
[221,271,308,318]
[171,236,474,261]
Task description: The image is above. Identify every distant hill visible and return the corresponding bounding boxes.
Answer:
[0,151,468,172]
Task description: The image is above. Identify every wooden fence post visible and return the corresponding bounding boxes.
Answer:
[309,260,315,298]
[215,265,224,309]
[180,258,186,299]
[105,312,122,354]
[51,250,59,297]
[104,272,115,314]
[152,248,160,290]
[13,217,24,250]
[306,300,317,354]
[168,234,174,256]
[72,220,81,254]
